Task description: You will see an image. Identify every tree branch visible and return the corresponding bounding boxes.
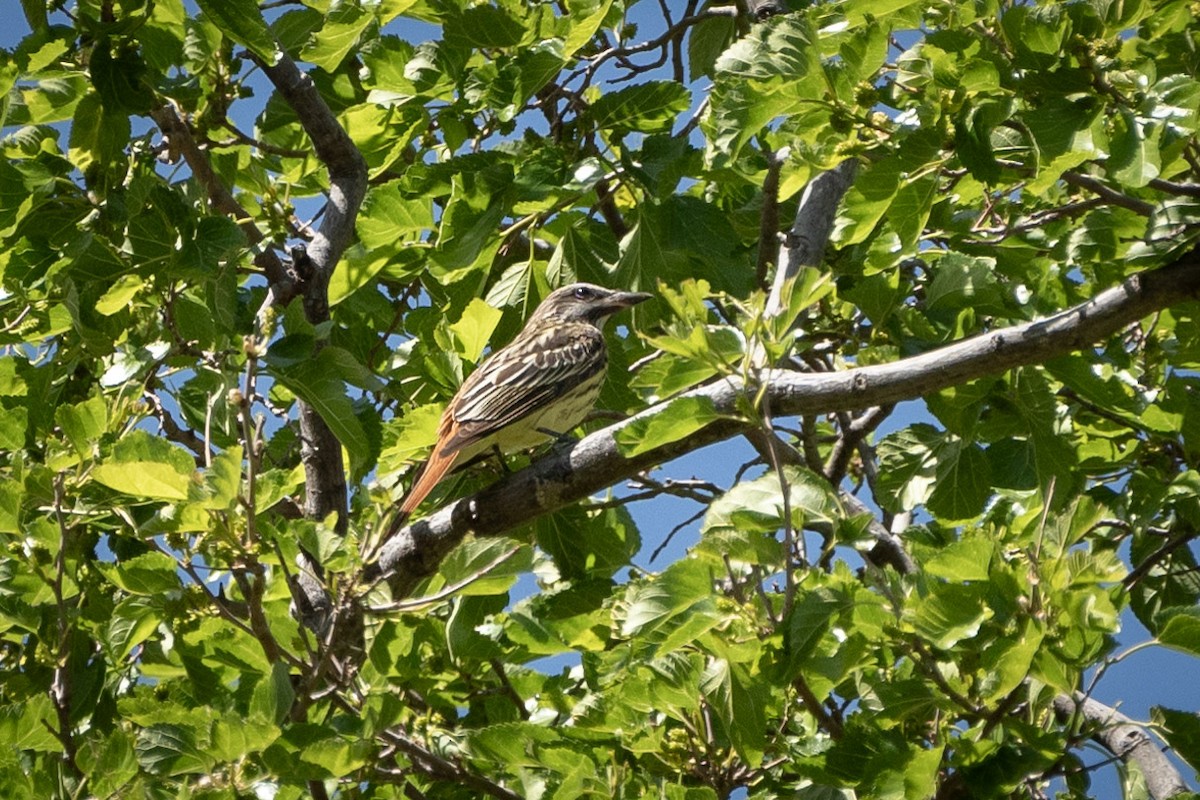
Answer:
[379,730,524,800]
[1053,693,1190,799]
[369,245,1200,594]
[755,146,786,290]
[150,102,292,291]
[1063,171,1156,216]
[257,52,368,536]
[766,158,858,315]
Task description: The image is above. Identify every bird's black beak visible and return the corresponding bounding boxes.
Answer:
[605,290,653,310]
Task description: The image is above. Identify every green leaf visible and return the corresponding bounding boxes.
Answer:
[1108,109,1160,187]
[0,478,21,534]
[378,403,442,476]
[621,558,720,644]
[0,406,26,450]
[107,596,164,660]
[54,393,106,455]
[687,5,736,81]
[705,465,838,540]
[836,160,905,247]
[888,175,939,251]
[89,42,154,114]
[469,722,561,767]
[615,395,721,457]
[979,621,1043,702]
[590,81,691,135]
[701,656,766,763]
[19,0,47,31]
[78,730,139,799]
[923,534,993,582]
[300,3,372,71]
[68,92,130,170]
[357,182,434,249]
[1152,706,1200,773]
[203,445,242,510]
[92,429,197,500]
[0,358,26,397]
[1022,97,1100,191]
[954,98,1009,183]
[431,196,507,274]
[211,711,281,761]
[194,0,278,63]
[902,745,944,800]
[450,298,504,363]
[1157,607,1200,656]
[94,274,144,316]
[630,354,718,401]
[179,215,244,273]
[535,504,640,580]
[507,579,612,655]
[1011,368,1079,493]
[1000,4,1068,62]
[781,588,840,676]
[0,695,60,751]
[430,537,532,597]
[877,423,941,513]
[926,440,992,522]
[104,551,182,596]
[270,349,371,464]
[704,15,825,164]
[444,5,527,49]
[298,517,352,573]
[329,243,395,306]
[136,722,215,776]
[563,0,614,56]
[911,582,993,650]
[878,422,992,521]
[251,661,296,727]
[446,593,506,662]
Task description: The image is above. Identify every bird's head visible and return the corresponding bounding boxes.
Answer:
[527,283,652,326]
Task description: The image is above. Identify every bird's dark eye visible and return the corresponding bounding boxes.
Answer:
[573,286,592,300]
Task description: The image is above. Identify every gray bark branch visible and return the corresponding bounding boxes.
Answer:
[766,158,858,314]
[369,246,1200,596]
[1053,693,1190,799]
[258,53,367,537]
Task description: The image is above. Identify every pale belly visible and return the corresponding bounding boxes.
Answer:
[456,370,606,464]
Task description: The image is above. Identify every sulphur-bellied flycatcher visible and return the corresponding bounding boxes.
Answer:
[399,283,651,518]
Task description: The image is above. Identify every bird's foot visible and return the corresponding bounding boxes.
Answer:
[538,427,580,451]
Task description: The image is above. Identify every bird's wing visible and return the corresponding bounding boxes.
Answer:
[400,324,605,518]
[443,323,606,454]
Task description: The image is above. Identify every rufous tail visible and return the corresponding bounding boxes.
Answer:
[399,445,457,517]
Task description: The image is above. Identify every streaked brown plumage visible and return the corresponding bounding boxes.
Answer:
[399,283,651,518]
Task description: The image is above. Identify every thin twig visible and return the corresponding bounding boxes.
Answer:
[823,404,893,486]
[1063,171,1155,216]
[380,730,524,800]
[650,506,708,562]
[150,102,292,290]
[756,147,787,290]
[1123,527,1197,588]
[369,546,522,611]
[49,475,81,776]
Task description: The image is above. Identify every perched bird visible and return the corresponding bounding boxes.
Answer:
[399,283,651,518]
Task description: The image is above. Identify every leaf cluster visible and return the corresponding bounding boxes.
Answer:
[2,0,1200,798]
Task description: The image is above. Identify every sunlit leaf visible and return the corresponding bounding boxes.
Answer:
[615,395,721,457]
[194,0,278,62]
